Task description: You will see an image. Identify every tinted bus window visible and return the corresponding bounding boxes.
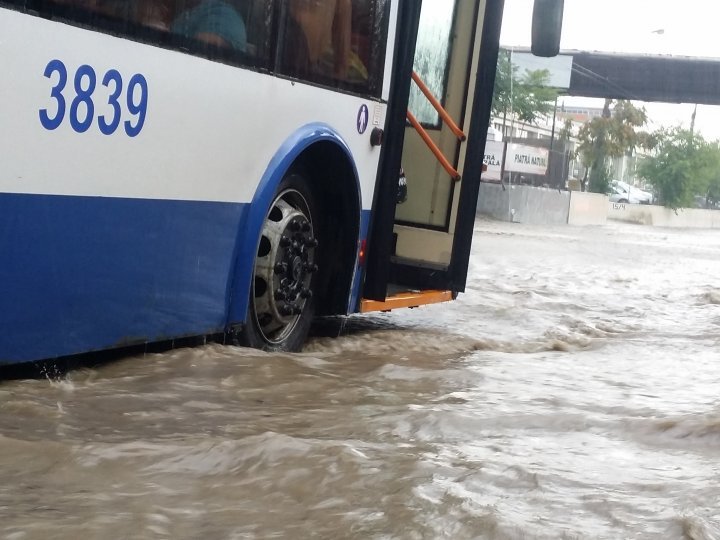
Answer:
[6,0,272,68]
[240,0,275,62]
[5,0,387,95]
[276,0,389,98]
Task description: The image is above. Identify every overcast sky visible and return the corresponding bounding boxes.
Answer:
[499,0,720,139]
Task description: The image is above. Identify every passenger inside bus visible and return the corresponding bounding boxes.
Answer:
[50,0,246,52]
[284,0,351,80]
[133,0,247,52]
[170,0,247,52]
[132,0,173,30]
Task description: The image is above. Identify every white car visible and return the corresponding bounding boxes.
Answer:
[609,180,653,204]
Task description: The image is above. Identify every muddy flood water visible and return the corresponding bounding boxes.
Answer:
[2,219,720,539]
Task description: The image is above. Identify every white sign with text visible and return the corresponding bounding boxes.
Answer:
[482,141,504,181]
[505,143,549,175]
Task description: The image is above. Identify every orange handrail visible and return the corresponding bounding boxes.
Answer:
[406,110,461,182]
[411,71,466,142]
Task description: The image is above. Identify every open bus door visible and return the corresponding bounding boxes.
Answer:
[363,0,505,307]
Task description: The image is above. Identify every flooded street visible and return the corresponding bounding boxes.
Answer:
[2,219,720,539]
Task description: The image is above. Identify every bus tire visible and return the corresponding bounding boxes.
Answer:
[239,173,319,352]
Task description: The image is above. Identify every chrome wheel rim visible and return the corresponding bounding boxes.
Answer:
[252,188,318,345]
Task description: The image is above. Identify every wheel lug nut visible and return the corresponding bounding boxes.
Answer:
[274,262,287,274]
[293,305,303,314]
[274,291,287,301]
[279,305,293,316]
[279,236,291,248]
[289,220,301,231]
[305,237,318,248]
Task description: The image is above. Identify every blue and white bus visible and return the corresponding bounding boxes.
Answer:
[0,0,562,365]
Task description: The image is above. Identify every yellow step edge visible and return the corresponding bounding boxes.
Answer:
[359,290,454,313]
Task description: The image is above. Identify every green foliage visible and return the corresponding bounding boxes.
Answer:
[588,163,611,195]
[492,50,559,124]
[575,99,650,193]
[557,118,574,142]
[638,128,720,210]
[706,172,720,208]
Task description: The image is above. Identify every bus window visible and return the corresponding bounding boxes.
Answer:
[236,0,274,61]
[27,0,265,67]
[134,0,174,31]
[49,0,132,19]
[277,0,351,80]
[408,0,457,127]
[170,0,248,52]
[277,0,388,98]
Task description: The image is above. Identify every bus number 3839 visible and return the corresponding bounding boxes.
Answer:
[38,59,148,137]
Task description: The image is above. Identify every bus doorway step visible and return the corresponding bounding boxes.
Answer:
[359,290,453,313]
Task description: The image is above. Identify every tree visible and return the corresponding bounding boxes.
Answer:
[492,49,559,124]
[638,128,720,210]
[575,99,650,194]
[705,165,720,208]
[557,118,574,142]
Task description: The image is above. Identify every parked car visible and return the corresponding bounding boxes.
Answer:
[693,195,720,209]
[608,180,653,204]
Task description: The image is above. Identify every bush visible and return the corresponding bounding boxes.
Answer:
[638,128,720,210]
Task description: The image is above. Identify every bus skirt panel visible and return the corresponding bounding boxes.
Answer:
[0,193,247,365]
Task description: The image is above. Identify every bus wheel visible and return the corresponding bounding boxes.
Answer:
[241,174,319,351]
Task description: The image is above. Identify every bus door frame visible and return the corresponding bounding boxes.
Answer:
[364,0,505,299]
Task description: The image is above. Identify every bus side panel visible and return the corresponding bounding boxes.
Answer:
[0,194,245,364]
[0,10,386,364]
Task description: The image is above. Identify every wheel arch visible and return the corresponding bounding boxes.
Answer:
[226,123,362,329]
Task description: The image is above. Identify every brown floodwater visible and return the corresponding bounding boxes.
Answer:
[2,219,720,539]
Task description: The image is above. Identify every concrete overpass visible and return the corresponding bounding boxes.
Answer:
[568,50,720,105]
[509,48,720,105]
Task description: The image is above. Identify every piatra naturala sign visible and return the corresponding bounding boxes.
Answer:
[482,141,504,181]
[505,143,549,175]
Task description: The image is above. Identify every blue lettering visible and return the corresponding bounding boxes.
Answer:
[39,61,147,137]
[38,59,67,130]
